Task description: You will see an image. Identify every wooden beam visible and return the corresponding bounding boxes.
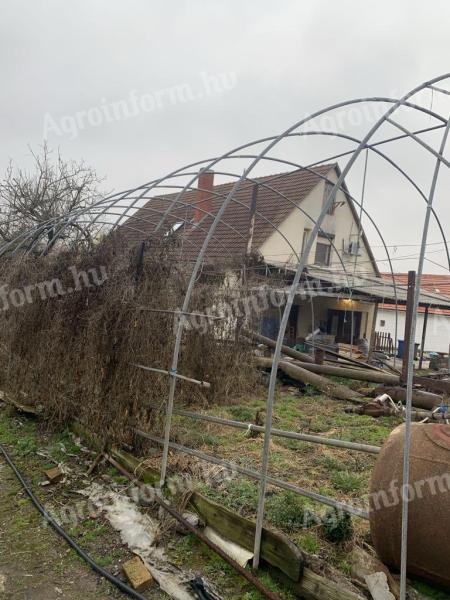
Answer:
[418,305,429,370]
[271,565,366,600]
[369,385,441,410]
[368,302,379,361]
[401,270,416,383]
[189,492,304,582]
[106,448,305,582]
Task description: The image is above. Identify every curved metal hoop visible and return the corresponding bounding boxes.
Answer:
[2,74,450,600]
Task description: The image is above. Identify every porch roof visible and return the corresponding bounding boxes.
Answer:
[297,266,450,310]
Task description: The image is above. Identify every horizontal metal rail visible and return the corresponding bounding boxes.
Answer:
[149,404,380,454]
[134,428,369,519]
[131,363,211,388]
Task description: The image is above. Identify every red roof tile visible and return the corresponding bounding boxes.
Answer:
[381,273,450,296]
[120,165,336,262]
[380,273,450,315]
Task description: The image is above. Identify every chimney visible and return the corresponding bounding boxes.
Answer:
[194,170,214,224]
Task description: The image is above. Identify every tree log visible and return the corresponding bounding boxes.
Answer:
[291,361,399,385]
[255,356,363,402]
[413,375,450,395]
[370,386,441,410]
[245,330,315,363]
[245,331,397,384]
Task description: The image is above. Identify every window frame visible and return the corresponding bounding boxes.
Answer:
[314,236,332,266]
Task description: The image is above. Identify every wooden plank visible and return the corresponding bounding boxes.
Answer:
[189,492,304,582]
[272,566,366,600]
[110,448,160,485]
[297,568,366,600]
[401,270,416,383]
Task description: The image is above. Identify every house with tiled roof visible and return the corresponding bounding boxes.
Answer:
[120,164,384,346]
[120,165,450,351]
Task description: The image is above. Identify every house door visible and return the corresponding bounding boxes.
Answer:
[327,309,362,344]
[261,305,298,345]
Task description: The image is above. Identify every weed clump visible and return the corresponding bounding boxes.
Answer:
[322,508,353,543]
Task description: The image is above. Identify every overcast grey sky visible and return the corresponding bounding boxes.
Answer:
[1,0,449,273]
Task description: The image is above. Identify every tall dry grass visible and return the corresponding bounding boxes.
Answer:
[0,237,257,444]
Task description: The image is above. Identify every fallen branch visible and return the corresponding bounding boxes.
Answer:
[255,356,363,402]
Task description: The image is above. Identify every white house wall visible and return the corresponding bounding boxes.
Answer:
[258,169,377,278]
[377,308,450,353]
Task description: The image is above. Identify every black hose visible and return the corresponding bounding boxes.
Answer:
[0,442,149,600]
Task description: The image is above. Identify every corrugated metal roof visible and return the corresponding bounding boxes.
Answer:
[302,266,450,309]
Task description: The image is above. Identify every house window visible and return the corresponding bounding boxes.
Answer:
[323,181,335,215]
[380,319,386,327]
[314,236,331,266]
[301,228,311,256]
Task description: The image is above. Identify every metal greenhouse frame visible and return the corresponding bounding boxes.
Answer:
[3,73,450,600]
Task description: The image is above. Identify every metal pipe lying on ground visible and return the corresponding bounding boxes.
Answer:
[134,429,369,519]
[104,453,282,600]
[255,356,364,402]
[155,404,380,454]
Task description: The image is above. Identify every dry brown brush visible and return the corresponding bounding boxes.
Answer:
[0,238,258,444]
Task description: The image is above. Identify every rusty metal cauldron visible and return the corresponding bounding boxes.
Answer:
[369,423,450,588]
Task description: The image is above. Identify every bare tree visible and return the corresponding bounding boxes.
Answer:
[0,144,105,252]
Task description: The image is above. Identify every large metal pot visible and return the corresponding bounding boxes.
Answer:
[369,423,450,588]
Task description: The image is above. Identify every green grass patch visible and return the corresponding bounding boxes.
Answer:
[265,491,307,532]
[331,471,365,493]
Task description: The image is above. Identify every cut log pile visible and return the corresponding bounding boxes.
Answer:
[248,330,449,414]
[255,356,364,402]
